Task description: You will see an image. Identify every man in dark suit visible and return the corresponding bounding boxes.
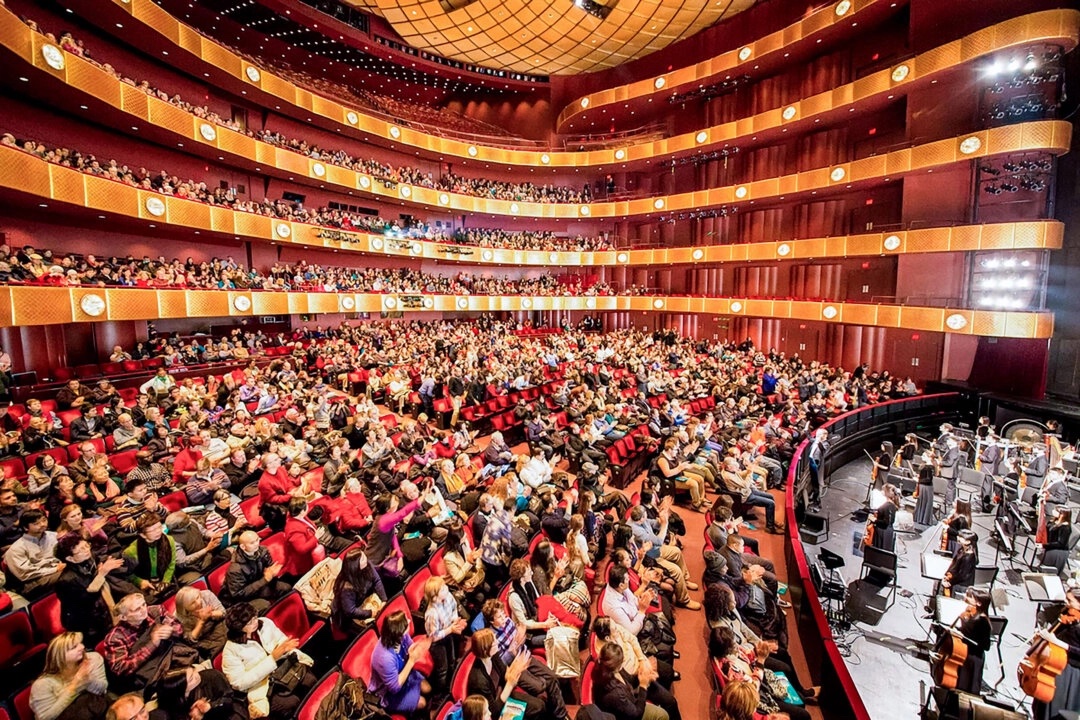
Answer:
[721,533,779,595]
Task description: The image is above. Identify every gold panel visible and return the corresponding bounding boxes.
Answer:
[287,295,310,315]
[119,83,149,119]
[876,305,901,329]
[0,147,51,198]
[91,176,140,218]
[949,226,983,252]
[307,294,339,314]
[209,207,234,233]
[233,213,272,240]
[11,287,72,326]
[167,199,212,230]
[0,290,12,328]
[105,289,158,320]
[844,235,880,257]
[900,307,945,331]
[842,304,879,327]
[252,293,289,316]
[148,100,193,137]
[68,56,122,106]
[186,291,229,319]
[227,292,253,317]
[217,131,256,158]
[744,300,774,318]
[49,168,87,208]
[156,290,188,319]
[970,312,1006,337]
[1004,313,1039,339]
[789,303,822,321]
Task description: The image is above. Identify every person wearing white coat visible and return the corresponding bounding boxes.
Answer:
[222,603,315,720]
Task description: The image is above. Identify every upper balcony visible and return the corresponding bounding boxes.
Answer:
[59,0,1079,172]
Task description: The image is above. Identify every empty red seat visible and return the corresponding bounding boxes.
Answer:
[57,410,81,428]
[262,532,287,567]
[0,457,26,481]
[580,660,595,704]
[29,593,63,644]
[264,591,324,649]
[207,562,229,596]
[158,490,188,513]
[450,652,476,701]
[121,360,142,373]
[74,364,101,379]
[402,567,432,614]
[12,685,31,720]
[0,609,46,670]
[109,449,139,475]
[52,368,75,382]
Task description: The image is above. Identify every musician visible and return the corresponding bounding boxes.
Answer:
[935,424,955,455]
[899,434,920,464]
[1023,445,1049,504]
[869,484,899,552]
[941,529,979,599]
[941,499,972,555]
[871,442,893,490]
[807,429,828,510]
[914,464,937,527]
[1041,508,1073,576]
[940,438,961,508]
[1046,420,1066,471]
[951,587,993,695]
[975,417,993,441]
[1041,466,1070,517]
[978,434,1004,478]
[1032,587,1080,720]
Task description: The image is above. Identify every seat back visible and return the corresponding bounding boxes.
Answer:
[428,547,447,578]
[0,609,40,669]
[0,457,26,480]
[297,670,340,720]
[973,565,998,588]
[375,594,415,635]
[403,567,432,614]
[450,652,475,701]
[264,591,312,642]
[207,562,230,596]
[12,685,32,720]
[159,490,189,513]
[262,532,287,567]
[861,545,898,576]
[580,660,595,705]
[109,449,139,475]
[341,629,379,681]
[29,593,63,644]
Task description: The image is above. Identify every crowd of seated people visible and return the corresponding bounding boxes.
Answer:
[2,133,621,253]
[0,317,920,720]
[451,228,615,252]
[0,242,623,298]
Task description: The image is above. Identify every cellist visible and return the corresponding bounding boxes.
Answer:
[952,587,993,694]
[1032,587,1080,720]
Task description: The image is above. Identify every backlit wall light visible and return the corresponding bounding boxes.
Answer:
[830,167,847,182]
[835,0,852,16]
[822,305,839,319]
[389,126,401,139]
[945,313,968,330]
[883,235,902,251]
[580,206,591,216]
[580,98,590,108]
[145,197,165,217]
[653,299,665,309]
[400,186,412,198]
[617,252,629,263]
[384,297,397,309]
[275,223,291,238]
[199,123,217,141]
[959,136,983,154]
[738,47,752,61]
[457,297,469,309]
[540,154,551,164]
[346,111,359,125]
[653,199,665,210]
[734,186,748,199]
[522,298,533,309]
[696,131,709,144]
[782,106,797,121]
[359,176,371,189]
[891,65,910,82]
[312,163,326,177]
[423,298,434,308]
[615,149,626,160]
[411,243,423,254]
[245,66,261,82]
[777,243,791,256]
[438,193,450,205]
[549,253,559,263]
[371,238,384,250]
[341,296,355,310]
[467,146,478,157]
[730,301,743,313]
[482,250,494,261]
[510,203,520,214]
[692,249,704,261]
[654,77,666,89]
[586,297,596,308]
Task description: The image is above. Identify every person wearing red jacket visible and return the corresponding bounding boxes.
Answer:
[328,477,374,535]
[281,497,324,581]
[256,453,301,531]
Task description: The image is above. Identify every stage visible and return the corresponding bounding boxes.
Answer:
[799,454,1058,720]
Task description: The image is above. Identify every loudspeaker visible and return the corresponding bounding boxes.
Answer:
[799,512,830,545]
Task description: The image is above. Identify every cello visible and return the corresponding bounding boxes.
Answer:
[932,629,969,689]
[1018,607,1080,703]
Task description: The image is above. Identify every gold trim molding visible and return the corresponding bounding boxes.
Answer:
[0,286,1053,339]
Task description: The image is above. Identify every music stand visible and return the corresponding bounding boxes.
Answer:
[1023,572,1065,604]
[921,552,952,581]
[935,595,968,627]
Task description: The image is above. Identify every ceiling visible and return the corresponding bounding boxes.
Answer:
[345,0,756,75]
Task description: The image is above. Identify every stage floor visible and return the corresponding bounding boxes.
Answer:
[801,457,1055,720]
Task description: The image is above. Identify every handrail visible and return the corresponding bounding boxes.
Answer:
[783,392,964,720]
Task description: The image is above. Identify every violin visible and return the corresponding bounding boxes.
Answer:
[1018,607,1080,702]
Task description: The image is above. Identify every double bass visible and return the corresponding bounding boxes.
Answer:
[932,630,969,689]
[1018,607,1080,702]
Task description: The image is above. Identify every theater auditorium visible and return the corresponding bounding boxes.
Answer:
[0,1,1077,720]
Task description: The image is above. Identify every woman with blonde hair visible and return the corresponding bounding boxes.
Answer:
[174,585,228,660]
[423,575,466,693]
[719,681,760,720]
[29,632,109,720]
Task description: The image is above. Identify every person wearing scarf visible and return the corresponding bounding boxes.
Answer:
[122,514,175,603]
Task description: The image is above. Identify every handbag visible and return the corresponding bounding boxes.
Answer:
[360,592,386,617]
[544,625,581,678]
[268,653,306,694]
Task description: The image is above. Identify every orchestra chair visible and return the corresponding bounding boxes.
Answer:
[972,566,999,610]
[859,545,898,609]
[987,615,1008,689]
